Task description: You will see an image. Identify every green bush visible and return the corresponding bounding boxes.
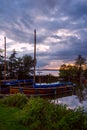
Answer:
[18,97,57,130]
[1,95,87,130]
[16,97,87,130]
[83,115,87,129]
[2,93,28,109]
[58,107,87,130]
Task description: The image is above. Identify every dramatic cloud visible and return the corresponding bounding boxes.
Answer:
[0,0,87,75]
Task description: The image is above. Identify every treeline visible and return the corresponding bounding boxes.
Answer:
[0,49,58,82]
[35,74,59,83]
[0,50,34,79]
[1,48,87,84]
[59,55,87,84]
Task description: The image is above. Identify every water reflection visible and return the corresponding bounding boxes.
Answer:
[76,85,87,103]
[52,85,87,111]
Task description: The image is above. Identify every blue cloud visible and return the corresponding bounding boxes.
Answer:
[0,0,87,70]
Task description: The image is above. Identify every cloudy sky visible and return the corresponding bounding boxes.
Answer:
[0,0,87,75]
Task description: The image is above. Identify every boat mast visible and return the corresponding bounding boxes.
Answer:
[4,36,6,80]
[34,29,36,83]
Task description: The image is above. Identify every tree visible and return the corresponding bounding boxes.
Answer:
[8,49,18,79]
[84,69,87,79]
[17,55,34,79]
[75,55,86,84]
[75,55,86,68]
[8,50,34,79]
[0,49,4,79]
[0,48,35,80]
[14,57,23,79]
[59,55,86,84]
[59,64,79,82]
[59,64,68,81]
[0,55,3,79]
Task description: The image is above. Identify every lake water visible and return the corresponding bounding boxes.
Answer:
[52,86,87,111]
[53,95,87,111]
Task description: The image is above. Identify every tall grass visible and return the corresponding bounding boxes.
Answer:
[0,94,87,130]
[17,97,87,130]
[1,93,28,109]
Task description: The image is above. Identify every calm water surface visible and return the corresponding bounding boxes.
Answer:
[54,95,87,111]
[53,86,87,111]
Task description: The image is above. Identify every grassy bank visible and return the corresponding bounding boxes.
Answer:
[0,104,28,130]
[0,93,87,130]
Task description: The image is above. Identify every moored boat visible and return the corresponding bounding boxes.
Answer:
[0,79,74,97]
[10,85,73,97]
[0,31,75,97]
[8,79,74,97]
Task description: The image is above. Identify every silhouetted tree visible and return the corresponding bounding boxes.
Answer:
[75,55,86,68]
[17,55,34,79]
[8,50,17,79]
[0,49,4,79]
[75,55,86,84]
[59,64,79,82]
[8,50,34,79]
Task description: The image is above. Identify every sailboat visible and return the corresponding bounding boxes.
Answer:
[9,29,74,97]
[0,30,75,97]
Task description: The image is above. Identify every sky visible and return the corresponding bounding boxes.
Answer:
[0,0,87,75]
